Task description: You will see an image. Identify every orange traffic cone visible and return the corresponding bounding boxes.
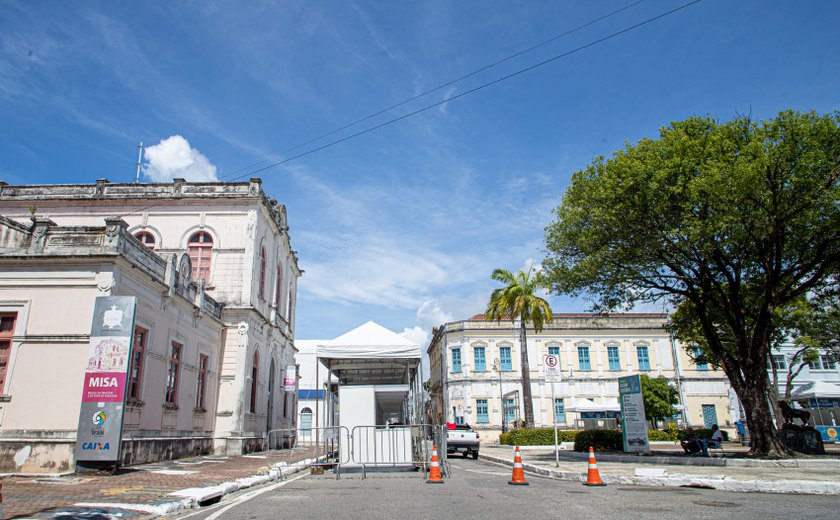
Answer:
[508,445,529,485]
[426,445,444,484]
[583,446,606,486]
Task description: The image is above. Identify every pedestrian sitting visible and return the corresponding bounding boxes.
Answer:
[706,424,724,451]
[681,427,702,455]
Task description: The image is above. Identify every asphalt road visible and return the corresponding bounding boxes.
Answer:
[169,458,840,520]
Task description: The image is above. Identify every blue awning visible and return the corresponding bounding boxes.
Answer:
[298,389,326,399]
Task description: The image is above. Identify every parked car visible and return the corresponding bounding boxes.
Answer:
[446,424,480,459]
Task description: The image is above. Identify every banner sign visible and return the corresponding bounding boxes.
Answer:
[618,374,650,453]
[74,296,137,463]
[284,364,297,392]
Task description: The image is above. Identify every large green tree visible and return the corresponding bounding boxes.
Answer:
[640,375,680,428]
[485,267,553,429]
[543,110,840,456]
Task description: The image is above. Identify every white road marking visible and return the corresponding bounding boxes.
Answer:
[462,468,510,476]
[175,472,310,520]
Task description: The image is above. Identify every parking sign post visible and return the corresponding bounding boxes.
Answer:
[544,355,561,467]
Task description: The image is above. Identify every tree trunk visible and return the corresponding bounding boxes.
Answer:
[729,364,791,457]
[518,320,535,429]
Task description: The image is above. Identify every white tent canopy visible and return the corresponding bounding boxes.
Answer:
[316,321,421,386]
[790,381,840,400]
[317,321,420,360]
[567,398,621,412]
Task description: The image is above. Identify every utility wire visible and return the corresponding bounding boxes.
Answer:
[218,0,649,180]
[233,0,701,181]
[117,0,699,219]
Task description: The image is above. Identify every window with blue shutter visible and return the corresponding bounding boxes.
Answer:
[474,346,486,372]
[476,399,489,423]
[452,348,461,373]
[607,346,621,371]
[578,345,591,371]
[637,345,650,371]
[500,346,512,371]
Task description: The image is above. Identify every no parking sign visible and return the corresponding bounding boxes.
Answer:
[544,354,561,382]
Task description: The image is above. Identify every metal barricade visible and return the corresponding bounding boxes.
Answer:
[267,426,350,479]
[349,424,450,479]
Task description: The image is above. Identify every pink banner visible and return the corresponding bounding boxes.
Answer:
[82,372,127,402]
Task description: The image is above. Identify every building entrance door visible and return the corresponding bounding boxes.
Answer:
[702,404,718,428]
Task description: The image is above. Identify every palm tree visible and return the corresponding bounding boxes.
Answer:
[485,267,553,429]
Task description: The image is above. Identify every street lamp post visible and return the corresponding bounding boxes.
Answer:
[494,359,506,433]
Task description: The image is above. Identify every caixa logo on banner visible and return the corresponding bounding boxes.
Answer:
[81,442,111,450]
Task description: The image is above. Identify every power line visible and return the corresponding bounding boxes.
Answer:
[117,0,699,219]
[217,0,649,180]
[233,0,701,181]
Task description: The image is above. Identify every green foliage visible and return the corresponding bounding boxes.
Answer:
[573,430,623,452]
[498,427,728,448]
[543,110,840,455]
[646,429,673,441]
[499,428,580,445]
[485,267,553,333]
[665,422,680,443]
[485,267,553,429]
[640,375,679,425]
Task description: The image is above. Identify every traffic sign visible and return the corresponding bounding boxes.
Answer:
[544,355,561,382]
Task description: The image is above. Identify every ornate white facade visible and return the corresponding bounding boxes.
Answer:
[428,314,735,442]
[0,178,301,472]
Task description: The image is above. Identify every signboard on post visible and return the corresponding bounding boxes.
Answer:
[618,374,650,453]
[75,296,137,466]
[544,355,561,383]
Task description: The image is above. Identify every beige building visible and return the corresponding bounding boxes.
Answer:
[0,178,301,472]
[428,314,734,443]
[0,214,225,472]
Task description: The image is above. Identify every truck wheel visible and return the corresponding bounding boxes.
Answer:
[471,452,479,460]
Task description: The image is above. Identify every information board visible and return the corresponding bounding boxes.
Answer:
[618,374,650,453]
[75,296,137,464]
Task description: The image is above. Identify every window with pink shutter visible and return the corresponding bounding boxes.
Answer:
[188,232,213,283]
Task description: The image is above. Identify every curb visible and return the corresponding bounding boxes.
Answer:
[70,457,319,517]
[489,447,840,467]
[479,453,840,495]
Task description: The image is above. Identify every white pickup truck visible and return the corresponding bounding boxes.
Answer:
[446,424,480,459]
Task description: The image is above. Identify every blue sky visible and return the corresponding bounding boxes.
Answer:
[1,0,838,348]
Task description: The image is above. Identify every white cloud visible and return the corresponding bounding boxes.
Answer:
[142,135,218,182]
[401,325,429,348]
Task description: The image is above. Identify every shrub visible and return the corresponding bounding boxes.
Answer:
[498,428,581,445]
[646,429,673,441]
[573,429,623,452]
[498,426,728,449]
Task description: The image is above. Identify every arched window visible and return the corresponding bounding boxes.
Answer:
[135,231,155,250]
[274,264,283,309]
[188,231,213,283]
[258,246,267,300]
[300,407,313,434]
[249,351,259,413]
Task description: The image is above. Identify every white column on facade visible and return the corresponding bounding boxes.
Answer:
[595,338,603,376]
[624,339,633,371]
[654,337,665,376]
[565,338,574,376]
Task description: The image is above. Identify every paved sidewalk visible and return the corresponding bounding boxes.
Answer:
[478,443,840,494]
[1,448,317,519]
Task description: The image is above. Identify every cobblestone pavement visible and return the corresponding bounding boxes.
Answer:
[1,448,315,519]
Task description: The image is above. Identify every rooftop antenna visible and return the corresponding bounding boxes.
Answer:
[134,141,144,183]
